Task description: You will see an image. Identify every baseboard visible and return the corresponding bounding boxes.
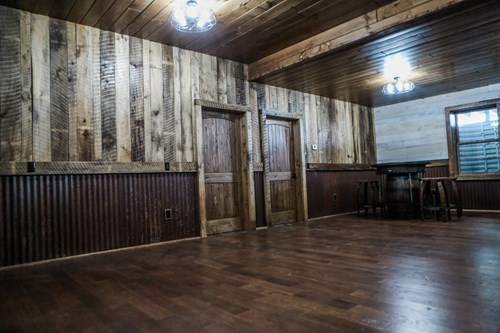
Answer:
[308,211,357,221]
[0,236,202,271]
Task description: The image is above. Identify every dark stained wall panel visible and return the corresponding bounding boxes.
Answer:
[0,173,199,267]
[307,170,378,219]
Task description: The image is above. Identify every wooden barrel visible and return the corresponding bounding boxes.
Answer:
[386,173,420,218]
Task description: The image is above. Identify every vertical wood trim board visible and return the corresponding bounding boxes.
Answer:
[260,111,272,226]
[129,36,144,162]
[0,7,22,161]
[194,104,207,238]
[31,14,51,161]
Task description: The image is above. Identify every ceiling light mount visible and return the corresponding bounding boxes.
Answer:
[382,76,415,95]
[170,0,216,33]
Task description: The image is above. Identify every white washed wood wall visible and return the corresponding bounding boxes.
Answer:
[374,83,500,163]
[0,6,376,168]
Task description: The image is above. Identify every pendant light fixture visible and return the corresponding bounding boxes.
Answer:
[170,0,216,33]
[382,77,415,95]
[382,54,415,95]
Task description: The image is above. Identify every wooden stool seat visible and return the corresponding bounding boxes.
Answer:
[357,180,386,217]
[420,177,462,221]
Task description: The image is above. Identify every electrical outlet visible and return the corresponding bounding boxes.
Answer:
[333,193,337,201]
[164,209,172,220]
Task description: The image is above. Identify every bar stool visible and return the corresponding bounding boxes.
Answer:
[420,177,462,221]
[357,180,386,217]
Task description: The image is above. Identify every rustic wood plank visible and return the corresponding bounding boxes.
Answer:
[80,1,115,27]
[115,33,131,162]
[48,0,76,20]
[262,109,302,120]
[65,0,95,23]
[33,0,55,16]
[95,0,135,31]
[179,48,193,162]
[241,111,256,230]
[0,161,197,175]
[99,30,117,161]
[235,62,247,106]
[172,47,182,162]
[260,112,271,226]
[149,41,163,162]
[226,60,236,105]
[120,0,170,36]
[20,11,32,161]
[199,53,217,102]
[294,118,308,222]
[11,0,37,12]
[249,86,261,166]
[142,39,151,162]
[194,104,207,237]
[110,0,156,34]
[217,58,228,104]
[91,27,102,161]
[129,36,145,162]
[162,44,174,162]
[248,0,467,80]
[49,18,69,161]
[194,100,251,114]
[31,13,51,161]
[0,7,22,161]
[75,24,95,161]
[67,21,77,161]
[206,217,242,235]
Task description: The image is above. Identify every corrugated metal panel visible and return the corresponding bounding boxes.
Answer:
[0,173,199,267]
[424,165,450,178]
[459,180,500,210]
[424,164,500,210]
[307,170,378,219]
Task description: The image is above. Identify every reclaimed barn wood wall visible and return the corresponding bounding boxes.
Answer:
[251,83,375,166]
[0,6,374,167]
[0,7,247,164]
[0,6,377,266]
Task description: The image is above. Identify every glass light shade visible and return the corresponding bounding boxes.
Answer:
[170,0,216,33]
[382,77,415,95]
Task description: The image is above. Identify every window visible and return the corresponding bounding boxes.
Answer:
[446,100,500,179]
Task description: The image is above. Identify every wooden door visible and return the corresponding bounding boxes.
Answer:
[203,111,242,234]
[267,118,297,224]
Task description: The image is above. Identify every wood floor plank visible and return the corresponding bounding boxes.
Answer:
[0,213,499,332]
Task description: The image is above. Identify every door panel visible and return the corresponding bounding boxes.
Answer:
[203,112,242,234]
[267,119,296,224]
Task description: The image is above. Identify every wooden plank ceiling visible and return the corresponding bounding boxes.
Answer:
[1,0,499,107]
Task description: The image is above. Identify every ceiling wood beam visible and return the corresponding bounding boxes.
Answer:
[248,0,467,81]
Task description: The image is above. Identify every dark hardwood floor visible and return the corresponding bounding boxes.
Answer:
[1,213,499,332]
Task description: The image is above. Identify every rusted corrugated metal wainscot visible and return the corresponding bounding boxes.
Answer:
[0,173,199,266]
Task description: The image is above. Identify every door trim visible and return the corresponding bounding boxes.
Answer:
[260,108,308,227]
[194,99,255,238]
